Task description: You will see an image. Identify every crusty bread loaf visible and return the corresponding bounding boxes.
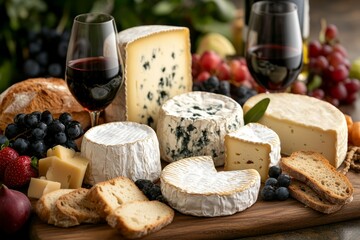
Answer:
[87,176,148,218]
[289,179,345,214]
[106,201,174,239]
[35,189,75,224]
[281,151,353,205]
[52,188,103,227]
[0,78,90,131]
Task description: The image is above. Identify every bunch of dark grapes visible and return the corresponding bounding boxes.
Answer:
[22,28,70,79]
[135,179,166,203]
[260,166,291,201]
[1,111,84,158]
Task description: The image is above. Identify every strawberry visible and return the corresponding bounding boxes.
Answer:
[3,156,37,188]
[0,147,19,180]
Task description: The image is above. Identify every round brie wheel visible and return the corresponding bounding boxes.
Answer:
[81,121,161,185]
[157,91,244,166]
[160,156,261,217]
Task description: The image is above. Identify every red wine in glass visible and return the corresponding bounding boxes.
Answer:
[246,44,302,91]
[66,57,122,111]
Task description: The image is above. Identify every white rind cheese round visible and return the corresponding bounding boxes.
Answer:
[157,91,244,166]
[160,156,261,217]
[81,122,161,185]
[224,123,281,182]
[243,93,348,168]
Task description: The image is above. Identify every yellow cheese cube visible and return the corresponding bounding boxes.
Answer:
[38,156,60,177]
[47,145,75,160]
[27,177,61,199]
[45,155,89,189]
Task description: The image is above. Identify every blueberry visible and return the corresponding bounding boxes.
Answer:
[54,132,67,144]
[275,187,290,201]
[217,81,231,96]
[5,123,20,139]
[66,121,83,140]
[264,177,278,187]
[36,52,48,66]
[28,40,42,55]
[234,85,249,98]
[23,59,41,77]
[203,76,220,92]
[48,120,65,134]
[268,166,282,179]
[25,113,40,128]
[41,110,53,125]
[277,174,291,188]
[58,41,68,58]
[135,179,153,191]
[48,63,62,77]
[260,185,276,201]
[14,113,26,128]
[31,128,46,140]
[36,122,48,132]
[59,112,73,124]
[145,184,162,200]
[64,140,78,151]
[192,81,204,91]
[13,138,30,155]
[30,140,46,158]
[0,135,9,146]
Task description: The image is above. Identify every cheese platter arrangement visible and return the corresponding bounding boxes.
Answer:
[1,19,360,240]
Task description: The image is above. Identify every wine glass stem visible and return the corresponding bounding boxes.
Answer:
[89,110,101,127]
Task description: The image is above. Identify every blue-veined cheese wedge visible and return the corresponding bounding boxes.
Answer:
[160,156,261,217]
[243,93,348,168]
[157,91,244,166]
[105,25,192,129]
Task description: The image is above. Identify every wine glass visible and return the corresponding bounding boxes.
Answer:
[245,1,303,92]
[65,13,123,127]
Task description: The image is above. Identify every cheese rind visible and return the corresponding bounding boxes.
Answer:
[224,123,281,181]
[160,156,261,217]
[105,25,192,129]
[157,91,244,166]
[81,122,161,185]
[243,93,348,168]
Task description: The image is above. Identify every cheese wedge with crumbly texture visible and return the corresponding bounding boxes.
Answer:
[243,93,348,168]
[105,25,192,129]
[281,151,353,205]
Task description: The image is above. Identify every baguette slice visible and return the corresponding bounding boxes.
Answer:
[281,151,353,205]
[35,189,75,224]
[106,201,174,239]
[289,179,345,214]
[87,176,148,218]
[52,188,103,227]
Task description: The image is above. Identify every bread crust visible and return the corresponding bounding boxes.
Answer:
[289,179,344,214]
[0,77,90,131]
[281,151,354,205]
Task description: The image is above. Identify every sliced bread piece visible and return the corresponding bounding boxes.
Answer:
[87,176,148,218]
[281,151,353,205]
[289,179,345,214]
[35,189,74,224]
[52,188,103,227]
[106,200,174,239]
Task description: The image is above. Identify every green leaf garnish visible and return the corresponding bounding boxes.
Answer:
[244,98,270,125]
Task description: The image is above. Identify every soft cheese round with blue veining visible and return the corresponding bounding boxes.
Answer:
[81,122,161,185]
[160,155,261,217]
[157,91,244,166]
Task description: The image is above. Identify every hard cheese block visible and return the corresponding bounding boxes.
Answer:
[224,123,281,182]
[27,177,61,199]
[243,93,348,168]
[161,156,260,217]
[157,91,244,166]
[81,122,162,185]
[105,25,192,129]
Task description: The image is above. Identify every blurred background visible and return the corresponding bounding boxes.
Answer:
[0,0,359,93]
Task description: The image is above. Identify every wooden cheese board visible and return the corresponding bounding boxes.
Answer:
[30,168,360,240]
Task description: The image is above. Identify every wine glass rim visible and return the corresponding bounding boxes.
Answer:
[74,13,114,24]
[252,1,298,15]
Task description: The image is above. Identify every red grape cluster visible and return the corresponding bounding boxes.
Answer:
[191,51,263,105]
[304,24,360,106]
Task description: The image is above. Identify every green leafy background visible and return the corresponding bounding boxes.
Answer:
[0,0,237,93]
